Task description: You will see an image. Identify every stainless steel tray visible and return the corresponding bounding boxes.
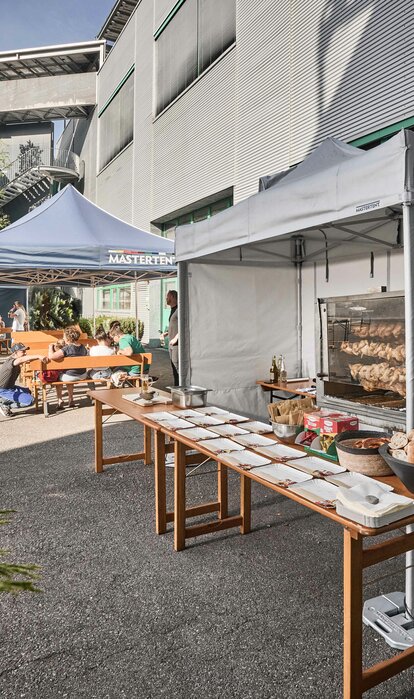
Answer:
[167,385,210,408]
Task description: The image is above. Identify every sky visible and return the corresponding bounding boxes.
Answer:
[0,0,116,51]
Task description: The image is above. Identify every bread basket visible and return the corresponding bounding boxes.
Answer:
[335,431,392,476]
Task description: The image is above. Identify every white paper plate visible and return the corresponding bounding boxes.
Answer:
[241,421,273,434]
[208,423,250,437]
[175,426,218,441]
[288,479,339,509]
[253,463,313,487]
[195,406,229,415]
[168,409,201,418]
[219,412,251,424]
[232,433,276,448]
[144,411,175,422]
[325,471,394,491]
[157,417,196,431]
[286,456,346,477]
[186,415,226,427]
[255,443,303,460]
[220,451,272,469]
[197,438,246,454]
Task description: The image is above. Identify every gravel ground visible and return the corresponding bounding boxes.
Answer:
[1,350,414,698]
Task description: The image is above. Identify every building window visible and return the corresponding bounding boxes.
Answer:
[158,194,233,234]
[101,288,111,310]
[98,68,134,171]
[119,286,132,310]
[155,0,235,115]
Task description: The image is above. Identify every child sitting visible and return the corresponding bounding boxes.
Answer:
[88,327,115,380]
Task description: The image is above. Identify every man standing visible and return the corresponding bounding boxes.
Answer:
[9,300,26,332]
[0,342,46,417]
[161,290,179,386]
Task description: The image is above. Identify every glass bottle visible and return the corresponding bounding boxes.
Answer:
[279,355,287,383]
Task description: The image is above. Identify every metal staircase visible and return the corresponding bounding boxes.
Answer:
[0,147,80,206]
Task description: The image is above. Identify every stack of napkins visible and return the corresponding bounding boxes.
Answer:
[337,482,414,518]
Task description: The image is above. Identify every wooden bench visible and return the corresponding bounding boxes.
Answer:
[11,330,89,345]
[30,353,152,417]
[0,326,12,354]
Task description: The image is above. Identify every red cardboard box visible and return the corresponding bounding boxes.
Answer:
[304,410,342,431]
[321,415,359,434]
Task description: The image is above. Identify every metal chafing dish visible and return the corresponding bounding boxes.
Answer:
[167,385,210,408]
[316,291,406,430]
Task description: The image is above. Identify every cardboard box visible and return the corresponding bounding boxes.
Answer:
[304,410,342,431]
[321,415,359,435]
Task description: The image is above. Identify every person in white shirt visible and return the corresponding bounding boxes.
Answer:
[9,300,26,332]
[88,327,115,379]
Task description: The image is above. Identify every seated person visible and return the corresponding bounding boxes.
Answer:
[108,323,148,387]
[48,325,88,410]
[0,314,6,340]
[88,327,115,379]
[0,342,47,417]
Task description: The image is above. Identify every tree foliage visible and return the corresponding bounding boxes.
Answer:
[29,287,81,330]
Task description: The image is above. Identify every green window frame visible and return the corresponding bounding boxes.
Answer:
[349,115,414,149]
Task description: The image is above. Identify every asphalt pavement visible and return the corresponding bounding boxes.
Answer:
[0,349,413,698]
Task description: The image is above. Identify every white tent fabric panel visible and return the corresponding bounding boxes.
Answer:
[176,131,412,263]
[188,263,298,416]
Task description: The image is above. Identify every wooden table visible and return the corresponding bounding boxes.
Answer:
[90,387,414,698]
[90,388,240,538]
[257,378,316,402]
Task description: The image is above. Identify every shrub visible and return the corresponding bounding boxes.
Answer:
[88,316,144,339]
[78,317,93,336]
[29,287,81,330]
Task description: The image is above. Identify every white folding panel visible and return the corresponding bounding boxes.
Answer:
[188,262,298,418]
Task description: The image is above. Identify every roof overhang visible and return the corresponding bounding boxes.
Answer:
[98,0,138,42]
[0,41,106,82]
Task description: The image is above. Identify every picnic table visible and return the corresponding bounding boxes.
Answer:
[89,387,414,698]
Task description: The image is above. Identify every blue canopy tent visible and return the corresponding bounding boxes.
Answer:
[0,184,176,287]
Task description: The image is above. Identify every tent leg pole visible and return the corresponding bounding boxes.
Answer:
[177,261,189,385]
[403,201,414,617]
[92,281,96,335]
[134,273,139,339]
[296,262,303,377]
[363,201,414,649]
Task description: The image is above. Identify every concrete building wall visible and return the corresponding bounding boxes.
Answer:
[0,72,97,115]
[96,143,133,221]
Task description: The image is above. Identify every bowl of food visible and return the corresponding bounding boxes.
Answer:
[335,431,392,476]
[379,431,414,493]
[271,422,299,444]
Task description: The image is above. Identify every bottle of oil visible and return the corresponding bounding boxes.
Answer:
[270,355,279,383]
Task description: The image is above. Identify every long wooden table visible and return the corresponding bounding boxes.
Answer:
[90,387,414,698]
[257,377,316,401]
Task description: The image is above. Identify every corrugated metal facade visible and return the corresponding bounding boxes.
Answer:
[152,48,236,220]
[132,0,154,229]
[96,144,133,221]
[81,0,414,221]
[72,0,414,340]
[154,0,177,32]
[98,13,136,107]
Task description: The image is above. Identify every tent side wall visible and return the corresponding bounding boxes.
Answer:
[187,263,299,416]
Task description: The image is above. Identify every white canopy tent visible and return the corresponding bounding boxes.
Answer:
[175,129,414,424]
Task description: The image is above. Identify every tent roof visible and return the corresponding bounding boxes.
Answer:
[0,185,176,286]
[176,130,414,265]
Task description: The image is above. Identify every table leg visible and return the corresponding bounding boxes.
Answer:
[154,429,167,534]
[218,462,228,520]
[95,399,103,474]
[240,474,251,534]
[343,529,363,699]
[174,439,187,551]
[144,424,152,465]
